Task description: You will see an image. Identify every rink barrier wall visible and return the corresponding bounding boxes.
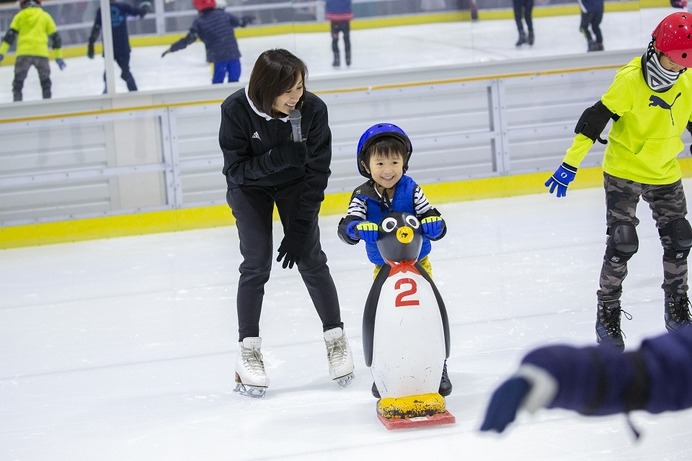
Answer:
[2,48,692,249]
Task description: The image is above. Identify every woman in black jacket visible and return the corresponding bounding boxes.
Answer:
[219,49,354,398]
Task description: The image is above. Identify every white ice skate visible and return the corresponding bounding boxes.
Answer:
[234,337,269,398]
[324,327,355,388]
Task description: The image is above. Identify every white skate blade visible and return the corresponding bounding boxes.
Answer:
[335,372,355,388]
[234,382,267,398]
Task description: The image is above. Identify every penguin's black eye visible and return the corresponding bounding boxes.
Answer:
[405,215,420,229]
[381,217,398,233]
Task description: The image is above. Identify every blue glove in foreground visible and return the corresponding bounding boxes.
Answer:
[421,216,444,239]
[480,377,531,433]
[354,221,378,243]
[545,162,577,198]
[56,58,67,71]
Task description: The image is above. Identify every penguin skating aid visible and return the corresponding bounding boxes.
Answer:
[362,213,455,429]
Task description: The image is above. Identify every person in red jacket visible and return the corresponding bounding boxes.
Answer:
[325,0,352,67]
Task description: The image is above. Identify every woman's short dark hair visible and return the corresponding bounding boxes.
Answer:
[248,49,308,117]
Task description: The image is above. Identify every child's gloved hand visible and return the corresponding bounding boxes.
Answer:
[56,58,67,71]
[421,216,445,239]
[346,221,378,243]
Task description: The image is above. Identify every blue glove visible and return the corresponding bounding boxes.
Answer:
[421,216,445,239]
[0,53,5,64]
[545,162,577,198]
[56,58,67,71]
[480,377,531,433]
[346,221,378,243]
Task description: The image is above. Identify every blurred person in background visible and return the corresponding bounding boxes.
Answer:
[578,0,604,52]
[0,0,66,101]
[161,0,253,84]
[87,0,152,92]
[512,0,534,47]
[325,0,352,67]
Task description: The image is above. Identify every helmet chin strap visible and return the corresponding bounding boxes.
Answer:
[643,41,682,92]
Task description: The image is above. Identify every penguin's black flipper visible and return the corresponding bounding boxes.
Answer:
[362,265,391,367]
[416,262,451,358]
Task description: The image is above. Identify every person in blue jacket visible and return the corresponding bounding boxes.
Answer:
[325,0,352,67]
[87,0,151,92]
[337,122,451,398]
[480,327,692,434]
[161,0,253,84]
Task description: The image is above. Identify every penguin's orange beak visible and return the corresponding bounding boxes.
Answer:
[396,226,414,244]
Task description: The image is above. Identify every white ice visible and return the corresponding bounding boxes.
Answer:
[2,185,692,460]
[0,7,674,102]
[2,6,692,461]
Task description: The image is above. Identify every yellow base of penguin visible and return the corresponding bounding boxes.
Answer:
[376,393,455,430]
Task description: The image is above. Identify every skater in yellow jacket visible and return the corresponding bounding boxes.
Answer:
[545,12,692,351]
[0,0,66,101]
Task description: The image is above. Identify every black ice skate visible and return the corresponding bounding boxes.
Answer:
[595,300,630,352]
[515,30,527,47]
[664,293,692,333]
[332,52,340,67]
[527,31,534,46]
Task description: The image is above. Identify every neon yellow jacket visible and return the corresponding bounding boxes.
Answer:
[563,57,692,185]
[0,7,61,59]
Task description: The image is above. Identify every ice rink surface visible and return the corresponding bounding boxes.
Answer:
[2,6,692,461]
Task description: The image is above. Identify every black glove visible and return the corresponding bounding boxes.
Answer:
[139,0,152,17]
[87,42,94,59]
[277,218,311,269]
[269,142,307,169]
[241,15,256,27]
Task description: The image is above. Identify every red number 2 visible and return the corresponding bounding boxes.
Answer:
[394,278,419,307]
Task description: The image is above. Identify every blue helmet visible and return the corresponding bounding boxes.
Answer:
[356,123,413,178]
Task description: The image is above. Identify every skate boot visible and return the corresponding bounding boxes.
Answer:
[324,327,354,387]
[345,50,351,67]
[527,30,534,46]
[595,300,630,352]
[370,360,452,398]
[234,337,269,398]
[332,52,340,67]
[664,293,692,333]
[515,30,527,47]
[587,40,598,52]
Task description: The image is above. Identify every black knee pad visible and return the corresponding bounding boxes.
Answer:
[660,218,692,260]
[605,222,638,263]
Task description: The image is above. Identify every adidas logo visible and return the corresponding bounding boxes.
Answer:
[252,132,261,140]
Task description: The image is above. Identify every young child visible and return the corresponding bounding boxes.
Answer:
[87,0,151,92]
[0,0,66,102]
[545,12,692,351]
[337,122,451,397]
[161,0,253,84]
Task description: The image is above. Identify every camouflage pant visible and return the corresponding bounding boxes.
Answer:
[598,173,689,302]
[13,55,51,101]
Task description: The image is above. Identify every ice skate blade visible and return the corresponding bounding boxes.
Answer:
[335,372,354,388]
[234,382,267,398]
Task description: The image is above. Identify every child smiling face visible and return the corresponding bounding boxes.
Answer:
[364,149,405,192]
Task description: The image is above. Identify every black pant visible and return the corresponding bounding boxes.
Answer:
[512,0,534,33]
[102,53,137,92]
[580,10,603,44]
[330,21,351,56]
[227,181,343,341]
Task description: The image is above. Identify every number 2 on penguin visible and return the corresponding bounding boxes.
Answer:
[394,278,419,307]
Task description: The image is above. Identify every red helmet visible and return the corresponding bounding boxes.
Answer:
[192,0,215,11]
[652,12,692,68]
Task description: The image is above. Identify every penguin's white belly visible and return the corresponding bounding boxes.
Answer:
[371,271,446,398]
